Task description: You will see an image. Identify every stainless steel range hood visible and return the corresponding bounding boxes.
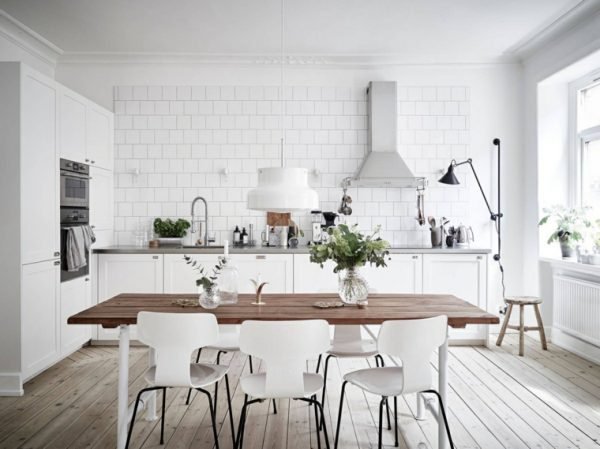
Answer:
[348,81,426,189]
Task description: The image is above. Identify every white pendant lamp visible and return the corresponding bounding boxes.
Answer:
[246,0,319,213]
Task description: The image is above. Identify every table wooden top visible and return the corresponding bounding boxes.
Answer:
[68,293,499,328]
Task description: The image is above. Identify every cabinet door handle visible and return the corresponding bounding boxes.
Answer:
[256,255,266,260]
[412,255,419,259]
[91,225,96,229]
[54,260,61,266]
[85,277,90,282]
[85,158,90,162]
[152,255,159,259]
[91,160,96,164]
[476,255,483,260]
[54,251,61,257]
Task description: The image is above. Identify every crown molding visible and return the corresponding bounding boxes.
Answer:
[507,0,600,60]
[57,51,517,68]
[0,10,63,67]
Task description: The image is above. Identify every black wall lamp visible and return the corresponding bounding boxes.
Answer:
[439,138,504,290]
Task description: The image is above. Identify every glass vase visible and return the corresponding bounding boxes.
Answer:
[338,267,369,305]
[199,287,220,309]
[218,257,239,305]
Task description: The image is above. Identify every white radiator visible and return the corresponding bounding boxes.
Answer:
[553,274,600,346]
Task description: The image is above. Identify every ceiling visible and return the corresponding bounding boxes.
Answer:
[0,0,592,63]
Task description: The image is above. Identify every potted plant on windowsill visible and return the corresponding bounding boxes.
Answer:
[309,224,390,306]
[538,205,592,259]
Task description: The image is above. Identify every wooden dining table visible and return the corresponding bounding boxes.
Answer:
[68,293,499,449]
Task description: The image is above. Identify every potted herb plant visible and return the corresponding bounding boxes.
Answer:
[538,205,592,258]
[153,218,191,245]
[183,255,227,309]
[309,224,390,305]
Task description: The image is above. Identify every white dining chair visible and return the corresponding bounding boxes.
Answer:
[185,324,278,413]
[126,312,235,449]
[316,289,390,430]
[333,316,455,449]
[236,320,332,449]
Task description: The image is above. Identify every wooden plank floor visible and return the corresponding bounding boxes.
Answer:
[2,333,600,449]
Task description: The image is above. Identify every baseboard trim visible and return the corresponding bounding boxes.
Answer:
[552,327,600,364]
[0,372,23,396]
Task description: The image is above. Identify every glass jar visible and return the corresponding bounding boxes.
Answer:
[199,287,220,309]
[338,267,369,305]
[218,257,239,305]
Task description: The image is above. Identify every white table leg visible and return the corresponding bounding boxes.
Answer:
[145,347,158,421]
[438,330,449,449]
[117,325,130,449]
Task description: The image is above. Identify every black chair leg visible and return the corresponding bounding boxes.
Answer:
[125,386,162,449]
[235,395,249,449]
[248,355,254,373]
[385,395,391,430]
[320,355,333,429]
[334,381,348,449]
[224,374,236,447]
[185,348,203,405]
[272,399,277,414]
[313,395,322,449]
[378,397,386,449]
[315,399,331,449]
[316,354,322,373]
[160,388,166,444]
[394,396,398,447]
[421,389,456,449]
[196,388,220,449]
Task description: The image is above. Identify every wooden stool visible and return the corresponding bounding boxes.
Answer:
[496,296,548,356]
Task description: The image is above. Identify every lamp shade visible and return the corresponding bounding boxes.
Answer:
[438,164,460,185]
[247,167,319,212]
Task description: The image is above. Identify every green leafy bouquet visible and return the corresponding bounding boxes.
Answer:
[153,218,191,238]
[309,224,390,273]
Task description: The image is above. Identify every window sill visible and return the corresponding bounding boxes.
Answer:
[540,257,600,277]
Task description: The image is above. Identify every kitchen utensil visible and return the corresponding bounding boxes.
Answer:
[445,235,455,247]
[338,185,353,216]
[311,210,323,244]
[416,190,426,226]
[428,216,436,229]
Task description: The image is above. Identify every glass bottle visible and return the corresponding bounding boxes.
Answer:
[218,240,239,305]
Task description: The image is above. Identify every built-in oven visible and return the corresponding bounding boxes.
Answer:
[60,208,90,282]
[60,158,89,208]
[60,159,91,282]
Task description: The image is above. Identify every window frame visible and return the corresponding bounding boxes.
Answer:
[568,71,600,207]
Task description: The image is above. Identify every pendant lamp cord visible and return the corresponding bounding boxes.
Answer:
[280,0,285,168]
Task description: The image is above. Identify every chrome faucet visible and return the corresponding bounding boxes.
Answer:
[191,196,208,246]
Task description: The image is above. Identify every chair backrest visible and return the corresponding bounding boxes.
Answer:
[240,320,330,398]
[377,316,447,394]
[137,312,219,387]
[333,325,364,343]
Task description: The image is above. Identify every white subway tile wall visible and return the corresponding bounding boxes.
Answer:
[113,85,471,246]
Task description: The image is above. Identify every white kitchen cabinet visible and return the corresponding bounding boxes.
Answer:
[60,277,92,357]
[59,89,87,163]
[86,105,113,170]
[58,87,114,170]
[96,254,164,340]
[164,253,219,293]
[422,254,488,342]
[21,68,60,265]
[232,254,293,293]
[293,254,423,294]
[90,166,114,231]
[21,260,60,380]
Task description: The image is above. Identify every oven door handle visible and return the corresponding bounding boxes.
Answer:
[61,171,90,180]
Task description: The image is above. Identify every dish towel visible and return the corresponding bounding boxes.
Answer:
[66,225,96,272]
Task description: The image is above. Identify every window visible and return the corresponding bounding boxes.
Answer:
[574,79,600,207]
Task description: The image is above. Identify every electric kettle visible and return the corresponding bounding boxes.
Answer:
[456,225,474,247]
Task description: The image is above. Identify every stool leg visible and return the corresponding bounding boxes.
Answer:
[496,303,513,347]
[534,304,548,351]
[519,304,525,357]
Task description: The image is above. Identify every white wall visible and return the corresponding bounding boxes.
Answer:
[56,62,525,312]
[523,9,600,326]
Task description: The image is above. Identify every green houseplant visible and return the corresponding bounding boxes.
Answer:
[538,205,592,258]
[309,224,390,305]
